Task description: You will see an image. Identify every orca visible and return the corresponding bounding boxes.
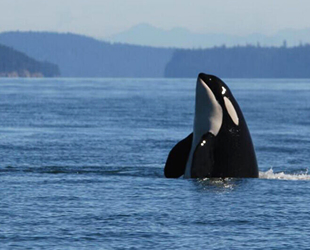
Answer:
[164,73,258,178]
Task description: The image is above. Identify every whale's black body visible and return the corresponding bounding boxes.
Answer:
[164,73,258,178]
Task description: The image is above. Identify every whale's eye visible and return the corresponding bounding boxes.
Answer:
[221,86,226,95]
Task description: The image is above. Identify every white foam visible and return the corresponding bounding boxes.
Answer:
[259,168,310,181]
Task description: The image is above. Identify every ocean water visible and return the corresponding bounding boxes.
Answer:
[0,78,310,249]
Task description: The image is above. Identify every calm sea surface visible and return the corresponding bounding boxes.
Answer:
[0,78,310,249]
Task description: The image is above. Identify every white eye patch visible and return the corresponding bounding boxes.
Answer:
[224,97,239,125]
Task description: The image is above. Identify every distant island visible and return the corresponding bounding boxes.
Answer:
[0,31,310,78]
[0,43,60,77]
[165,44,310,78]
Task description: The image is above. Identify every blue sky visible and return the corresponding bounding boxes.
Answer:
[1,0,309,37]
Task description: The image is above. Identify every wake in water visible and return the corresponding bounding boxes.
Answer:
[259,168,310,180]
[1,165,310,180]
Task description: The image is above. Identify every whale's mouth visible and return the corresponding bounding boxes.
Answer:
[198,73,219,93]
[198,73,227,102]
[198,73,213,83]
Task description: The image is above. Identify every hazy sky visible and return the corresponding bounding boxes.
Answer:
[1,0,309,37]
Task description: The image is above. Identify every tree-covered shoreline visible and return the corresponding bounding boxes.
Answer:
[1,31,310,78]
[165,44,310,78]
[0,43,60,77]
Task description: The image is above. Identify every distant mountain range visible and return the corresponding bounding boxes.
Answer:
[1,31,310,78]
[106,23,310,48]
[0,43,59,77]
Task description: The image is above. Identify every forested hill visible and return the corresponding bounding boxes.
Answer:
[0,43,59,77]
[164,45,310,78]
[1,31,310,78]
[0,32,174,77]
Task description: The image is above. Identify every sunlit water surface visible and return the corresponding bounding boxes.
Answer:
[0,78,310,249]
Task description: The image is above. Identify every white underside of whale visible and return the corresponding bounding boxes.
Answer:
[184,78,223,178]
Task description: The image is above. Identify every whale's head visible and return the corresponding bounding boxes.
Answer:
[194,73,240,138]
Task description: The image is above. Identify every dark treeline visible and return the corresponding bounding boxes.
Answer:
[1,31,310,78]
[0,44,60,77]
[164,44,310,78]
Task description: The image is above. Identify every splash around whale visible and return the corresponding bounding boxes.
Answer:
[164,73,259,179]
